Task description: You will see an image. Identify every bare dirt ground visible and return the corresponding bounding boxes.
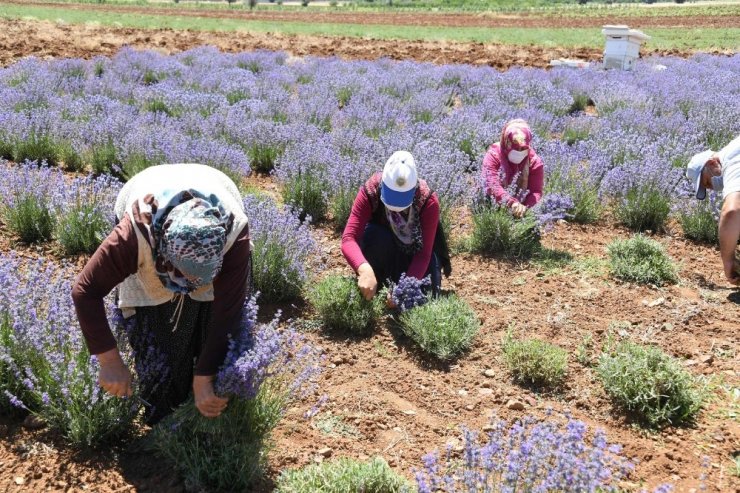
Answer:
[0,186,738,492]
[0,18,712,72]
[8,0,740,29]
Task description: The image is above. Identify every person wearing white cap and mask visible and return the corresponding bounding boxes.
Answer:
[685,134,740,285]
[341,151,451,301]
[481,119,545,218]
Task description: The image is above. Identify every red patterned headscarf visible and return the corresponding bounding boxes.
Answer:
[500,119,532,154]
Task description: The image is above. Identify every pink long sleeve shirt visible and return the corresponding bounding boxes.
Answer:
[341,187,440,279]
[482,143,544,208]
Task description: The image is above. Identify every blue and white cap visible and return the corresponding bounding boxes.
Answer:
[686,150,714,200]
[381,151,418,212]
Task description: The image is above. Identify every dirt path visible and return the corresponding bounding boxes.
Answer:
[7,0,740,29]
[0,18,713,71]
[0,217,738,492]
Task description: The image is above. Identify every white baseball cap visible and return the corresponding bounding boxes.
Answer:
[381,151,418,212]
[685,150,714,200]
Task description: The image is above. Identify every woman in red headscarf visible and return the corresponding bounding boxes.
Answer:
[481,119,544,218]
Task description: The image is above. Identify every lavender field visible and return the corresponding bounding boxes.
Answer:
[0,48,738,492]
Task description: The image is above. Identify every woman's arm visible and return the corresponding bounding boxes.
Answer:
[341,188,373,273]
[407,194,440,279]
[482,146,515,206]
[523,154,544,208]
[194,224,252,376]
[72,215,139,355]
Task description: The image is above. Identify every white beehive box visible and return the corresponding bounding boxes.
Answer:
[602,25,650,71]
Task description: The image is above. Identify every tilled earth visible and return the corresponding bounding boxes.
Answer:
[0,17,719,71]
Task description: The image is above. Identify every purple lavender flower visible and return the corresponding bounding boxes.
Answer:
[391,274,431,312]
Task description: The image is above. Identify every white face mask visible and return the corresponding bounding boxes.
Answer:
[508,149,528,164]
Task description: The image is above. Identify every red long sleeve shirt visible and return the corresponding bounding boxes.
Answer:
[341,187,440,279]
[71,214,251,376]
[481,143,544,208]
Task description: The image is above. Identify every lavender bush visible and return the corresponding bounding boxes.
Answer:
[243,194,319,303]
[154,298,322,492]
[608,235,678,286]
[276,457,411,493]
[0,254,147,446]
[501,332,568,388]
[674,192,721,245]
[414,413,636,492]
[0,161,119,253]
[309,275,383,334]
[397,294,479,361]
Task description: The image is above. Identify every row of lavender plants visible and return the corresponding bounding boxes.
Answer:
[0,49,737,240]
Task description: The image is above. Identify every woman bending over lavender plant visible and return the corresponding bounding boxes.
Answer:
[341,151,451,305]
[72,164,252,423]
[481,119,545,218]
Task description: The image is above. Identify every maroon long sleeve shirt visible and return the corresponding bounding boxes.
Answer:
[71,214,251,376]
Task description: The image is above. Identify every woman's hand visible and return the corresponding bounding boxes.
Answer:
[386,291,397,309]
[511,202,527,219]
[97,348,133,397]
[193,375,229,418]
[357,263,378,300]
[723,258,739,285]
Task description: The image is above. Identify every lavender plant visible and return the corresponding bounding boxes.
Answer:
[55,173,120,255]
[501,332,568,388]
[0,161,59,244]
[309,275,383,334]
[674,192,720,245]
[597,341,705,427]
[0,254,147,446]
[397,294,479,361]
[470,201,541,259]
[414,414,636,492]
[244,194,319,303]
[391,274,431,312]
[607,235,678,286]
[275,457,410,493]
[154,298,322,492]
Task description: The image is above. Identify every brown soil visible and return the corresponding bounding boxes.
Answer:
[1,193,739,492]
[0,17,714,72]
[9,0,740,29]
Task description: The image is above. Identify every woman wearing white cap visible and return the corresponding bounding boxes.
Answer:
[341,151,451,301]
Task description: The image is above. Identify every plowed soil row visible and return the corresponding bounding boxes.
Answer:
[7,0,740,29]
[0,18,708,71]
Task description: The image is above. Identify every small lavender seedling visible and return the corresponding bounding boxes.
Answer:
[608,235,678,286]
[597,341,705,428]
[501,332,568,388]
[398,294,479,361]
[275,457,410,493]
[309,275,382,334]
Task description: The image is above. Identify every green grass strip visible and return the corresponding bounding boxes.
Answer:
[1,3,739,50]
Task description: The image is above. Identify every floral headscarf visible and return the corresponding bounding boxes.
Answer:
[500,119,533,191]
[500,119,533,155]
[135,189,233,294]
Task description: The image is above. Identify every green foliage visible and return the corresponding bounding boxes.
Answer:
[13,133,59,165]
[330,187,357,232]
[275,457,409,493]
[248,143,284,174]
[309,275,382,334]
[282,173,329,222]
[155,378,288,491]
[252,237,304,303]
[470,203,541,258]
[597,341,705,427]
[58,141,85,172]
[607,235,678,286]
[501,333,568,388]
[89,141,119,175]
[56,203,109,256]
[615,184,671,232]
[4,194,55,244]
[546,167,602,224]
[677,200,718,245]
[398,294,479,361]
